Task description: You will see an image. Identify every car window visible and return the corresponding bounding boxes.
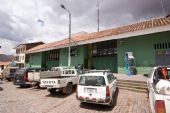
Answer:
[107,74,114,84]
[79,76,105,86]
[10,69,17,73]
[15,69,25,75]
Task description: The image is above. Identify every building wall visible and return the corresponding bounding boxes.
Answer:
[46,60,59,69]
[59,45,85,67]
[92,55,117,73]
[28,52,42,68]
[117,31,170,74]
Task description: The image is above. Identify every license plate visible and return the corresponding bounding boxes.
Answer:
[87,88,96,94]
[16,80,19,82]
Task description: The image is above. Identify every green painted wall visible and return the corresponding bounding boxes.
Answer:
[29,52,42,68]
[92,55,117,73]
[46,60,59,69]
[59,45,85,67]
[117,31,170,74]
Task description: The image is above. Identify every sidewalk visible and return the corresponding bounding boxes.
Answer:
[114,73,149,82]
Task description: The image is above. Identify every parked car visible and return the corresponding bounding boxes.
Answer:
[40,67,80,95]
[0,70,3,80]
[76,70,117,107]
[3,67,18,81]
[13,68,47,87]
[147,66,170,113]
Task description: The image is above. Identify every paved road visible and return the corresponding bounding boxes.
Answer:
[0,81,151,113]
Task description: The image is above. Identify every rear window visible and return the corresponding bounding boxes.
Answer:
[79,76,105,86]
[10,69,17,73]
[15,69,25,75]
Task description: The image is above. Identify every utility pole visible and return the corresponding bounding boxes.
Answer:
[97,0,99,32]
[97,0,103,32]
[61,4,71,67]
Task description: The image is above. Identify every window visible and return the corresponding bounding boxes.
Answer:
[154,42,170,50]
[92,40,117,57]
[79,76,106,86]
[97,43,103,56]
[46,49,59,61]
[71,48,78,56]
[92,44,97,57]
[107,74,114,84]
[102,42,108,56]
[154,44,157,49]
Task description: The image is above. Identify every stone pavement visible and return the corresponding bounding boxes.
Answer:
[0,81,151,113]
[114,73,149,82]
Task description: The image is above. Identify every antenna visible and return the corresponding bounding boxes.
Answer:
[160,0,168,16]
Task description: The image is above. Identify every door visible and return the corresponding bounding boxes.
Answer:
[155,50,170,66]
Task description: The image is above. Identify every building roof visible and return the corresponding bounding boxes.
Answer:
[14,41,44,49]
[26,16,170,54]
[0,61,11,66]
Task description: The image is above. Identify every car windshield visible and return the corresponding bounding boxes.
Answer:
[15,69,25,75]
[79,76,105,86]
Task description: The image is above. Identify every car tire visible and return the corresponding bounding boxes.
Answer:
[48,88,56,94]
[65,83,73,95]
[108,97,114,107]
[20,85,24,88]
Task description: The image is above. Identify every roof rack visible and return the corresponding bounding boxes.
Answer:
[84,69,111,74]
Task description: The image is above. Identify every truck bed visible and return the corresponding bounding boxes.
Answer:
[40,71,61,78]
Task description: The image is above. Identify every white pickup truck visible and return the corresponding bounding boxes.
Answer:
[147,66,170,113]
[27,68,48,87]
[40,68,80,95]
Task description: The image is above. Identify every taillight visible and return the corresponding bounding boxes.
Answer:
[23,74,27,81]
[106,86,110,97]
[155,100,166,113]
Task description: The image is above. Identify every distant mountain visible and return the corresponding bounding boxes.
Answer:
[0,54,12,61]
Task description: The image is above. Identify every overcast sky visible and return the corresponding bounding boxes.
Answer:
[0,0,170,55]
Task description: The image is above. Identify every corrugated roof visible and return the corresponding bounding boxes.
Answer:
[27,16,170,53]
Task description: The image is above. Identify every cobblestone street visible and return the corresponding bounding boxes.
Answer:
[0,81,151,113]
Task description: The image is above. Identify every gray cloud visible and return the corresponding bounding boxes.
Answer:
[0,0,170,54]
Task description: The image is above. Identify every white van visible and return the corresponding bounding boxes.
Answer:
[76,70,117,107]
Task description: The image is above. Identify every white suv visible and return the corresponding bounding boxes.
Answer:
[76,70,117,107]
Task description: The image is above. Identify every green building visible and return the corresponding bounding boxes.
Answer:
[26,16,170,74]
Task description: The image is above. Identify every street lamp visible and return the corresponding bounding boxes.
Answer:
[61,4,71,68]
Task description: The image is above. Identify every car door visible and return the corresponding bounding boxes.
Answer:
[107,74,116,97]
[148,69,156,113]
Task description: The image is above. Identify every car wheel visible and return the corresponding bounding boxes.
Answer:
[20,85,24,88]
[48,88,56,94]
[65,83,73,95]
